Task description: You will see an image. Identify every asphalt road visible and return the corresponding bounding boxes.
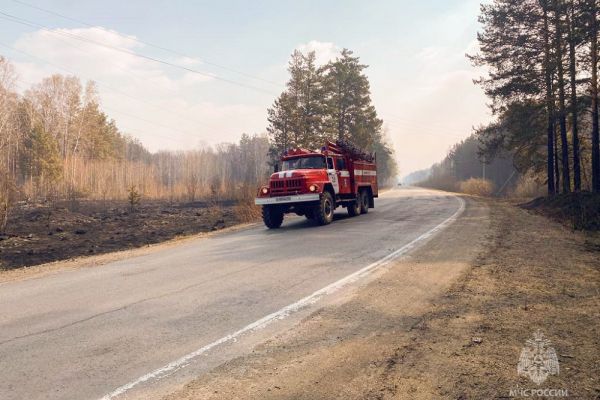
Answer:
[0,188,462,400]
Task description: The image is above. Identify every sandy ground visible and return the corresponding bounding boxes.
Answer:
[164,198,600,399]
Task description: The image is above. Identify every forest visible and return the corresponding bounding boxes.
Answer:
[419,0,600,197]
[417,134,518,196]
[0,48,396,231]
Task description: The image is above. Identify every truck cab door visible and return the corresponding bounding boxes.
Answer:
[335,157,351,194]
[326,157,339,194]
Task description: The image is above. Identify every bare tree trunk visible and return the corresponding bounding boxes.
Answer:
[567,2,581,191]
[592,0,600,192]
[555,124,561,191]
[543,2,557,195]
[554,1,571,193]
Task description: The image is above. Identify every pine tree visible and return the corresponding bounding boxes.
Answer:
[553,0,572,193]
[266,50,325,153]
[321,49,383,149]
[590,0,600,192]
[566,0,583,191]
[20,125,63,187]
[471,0,557,194]
[284,50,325,148]
[542,0,557,195]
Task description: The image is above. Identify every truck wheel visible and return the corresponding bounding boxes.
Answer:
[347,197,360,217]
[315,192,334,225]
[360,190,369,214]
[262,205,284,229]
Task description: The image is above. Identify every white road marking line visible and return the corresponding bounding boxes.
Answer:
[100,195,466,400]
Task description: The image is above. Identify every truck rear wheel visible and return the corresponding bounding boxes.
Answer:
[360,190,369,214]
[314,192,334,225]
[262,205,284,229]
[347,196,360,217]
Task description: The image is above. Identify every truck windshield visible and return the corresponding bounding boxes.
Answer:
[281,156,326,170]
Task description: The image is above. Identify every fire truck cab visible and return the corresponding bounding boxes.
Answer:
[255,140,378,229]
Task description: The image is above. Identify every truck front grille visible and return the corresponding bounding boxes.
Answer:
[271,180,284,189]
[270,178,303,195]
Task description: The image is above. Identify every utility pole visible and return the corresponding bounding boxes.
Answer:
[482,155,486,180]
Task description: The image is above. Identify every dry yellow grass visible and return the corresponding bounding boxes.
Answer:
[458,178,495,197]
[510,173,546,199]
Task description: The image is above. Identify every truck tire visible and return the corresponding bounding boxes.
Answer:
[359,190,369,214]
[314,192,334,225]
[262,205,284,229]
[347,196,360,217]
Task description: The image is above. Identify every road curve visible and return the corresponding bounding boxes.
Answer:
[0,188,462,400]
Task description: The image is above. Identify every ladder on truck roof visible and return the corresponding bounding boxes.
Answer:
[326,140,375,163]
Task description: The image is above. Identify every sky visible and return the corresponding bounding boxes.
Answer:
[0,0,491,177]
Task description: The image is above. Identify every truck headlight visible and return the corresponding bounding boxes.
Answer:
[261,187,269,194]
[309,184,318,192]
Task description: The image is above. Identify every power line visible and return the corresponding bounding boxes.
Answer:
[0,40,224,133]
[383,113,472,133]
[13,81,189,146]
[0,10,278,96]
[383,119,470,138]
[0,7,470,143]
[11,76,209,145]
[11,0,284,88]
[0,16,208,101]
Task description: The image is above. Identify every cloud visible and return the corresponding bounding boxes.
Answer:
[415,46,443,61]
[296,40,341,65]
[15,27,143,77]
[180,71,214,85]
[7,27,266,152]
[12,27,216,88]
[176,56,203,67]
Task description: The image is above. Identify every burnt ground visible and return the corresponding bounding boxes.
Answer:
[0,199,260,271]
[521,192,600,231]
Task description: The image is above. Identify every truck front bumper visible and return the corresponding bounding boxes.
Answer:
[255,193,320,205]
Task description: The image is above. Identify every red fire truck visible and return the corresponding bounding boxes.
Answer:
[255,140,378,228]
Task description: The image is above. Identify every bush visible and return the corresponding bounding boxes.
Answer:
[66,185,90,212]
[458,178,495,197]
[510,173,546,199]
[233,203,262,223]
[127,185,141,212]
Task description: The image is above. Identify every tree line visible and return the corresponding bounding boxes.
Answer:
[471,0,600,195]
[267,49,397,184]
[416,134,518,195]
[0,55,271,220]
